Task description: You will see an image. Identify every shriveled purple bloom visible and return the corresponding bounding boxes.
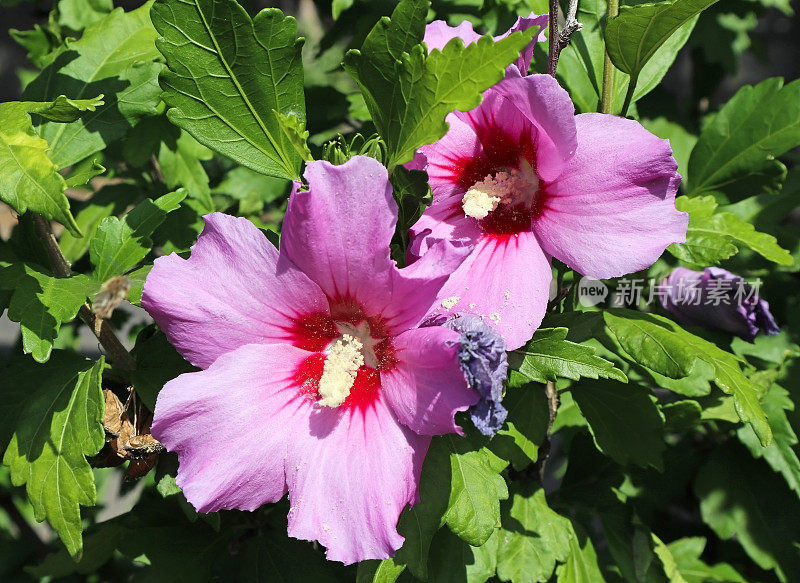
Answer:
[660,267,780,342]
[441,315,509,436]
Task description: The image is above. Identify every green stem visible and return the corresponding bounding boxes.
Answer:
[620,74,638,117]
[600,0,620,114]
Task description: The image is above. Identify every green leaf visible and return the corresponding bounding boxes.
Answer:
[57,0,113,32]
[696,444,800,581]
[738,385,800,496]
[59,184,140,264]
[151,0,306,180]
[491,371,549,470]
[666,537,747,583]
[274,110,313,162]
[90,190,186,282]
[556,531,606,583]
[0,264,99,362]
[688,77,800,197]
[394,436,451,579]
[21,94,105,123]
[441,435,509,547]
[425,527,499,583]
[668,195,793,266]
[571,380,666,469]
[661,400,703,432]
[237,532,344,583]
[651,533,689,583]
[603,309,772,446]
[64,157,105,188]
[0,101,88,236]
[356,559,406,583]
[344,0,539,169]
[514,328,627,384]
[158,132,214,212]
[557,0,695,113]
[131,329,197,417]
[605,0,719,83]
[1,353,105,559]
[496,486,573,583]
[641,118,697,181]
[22,3,162,169]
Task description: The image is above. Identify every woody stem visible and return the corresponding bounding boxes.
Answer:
[32,214,137,371]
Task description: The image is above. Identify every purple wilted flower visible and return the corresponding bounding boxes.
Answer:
[408,72,688,350]
[435,314,509,436]
[141,156,478,564]
[660,267,780,341]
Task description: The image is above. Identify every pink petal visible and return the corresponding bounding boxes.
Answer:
[407,199,481,262]
[420,112,488,204]
[383,239,471,332]
[494,13,549,74]
[381,326,477,435]
[281,157,397,316]
[420,88,540,205]
[428,232,552,350]
[492,73,578,182]
[535,113,687,279]
[423,20,482,52]
[142,213,329,368]
[151,343,314,512]
[285,394,429,564]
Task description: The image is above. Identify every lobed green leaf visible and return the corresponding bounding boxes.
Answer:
[1,353,105,559]
[668,195,793,266]
[151,0,306,180]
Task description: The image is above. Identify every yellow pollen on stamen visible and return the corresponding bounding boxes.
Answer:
[462,188,501,219]
[317,334,364,408]
[462,167,539,220]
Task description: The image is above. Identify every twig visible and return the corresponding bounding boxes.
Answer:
[600,0,620,113]
[32,214,137,371]
[537,381,560,482]
[547,0,583,77]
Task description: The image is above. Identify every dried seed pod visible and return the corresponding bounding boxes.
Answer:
[124,434,165,459]
[124,454,159,481]
[93,275,131,319]
[102,389,127,437]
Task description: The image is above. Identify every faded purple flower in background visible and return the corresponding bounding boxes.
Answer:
[141,156,478,564]
[660,267,780,341]
[435,314,509,436]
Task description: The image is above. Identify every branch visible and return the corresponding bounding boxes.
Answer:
[547,0,583,77]
[537,380,560,482]
[32,214,137,372]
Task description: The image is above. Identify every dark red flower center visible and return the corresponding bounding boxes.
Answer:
[447,117,548,237]
[287,298,395,414]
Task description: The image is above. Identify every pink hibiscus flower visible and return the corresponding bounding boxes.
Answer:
[408,72,689,349]
[141,156,478,564]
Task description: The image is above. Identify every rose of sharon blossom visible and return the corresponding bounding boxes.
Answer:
[659,267,780,341]
[142,156,478,564]
[408,73,688,349]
